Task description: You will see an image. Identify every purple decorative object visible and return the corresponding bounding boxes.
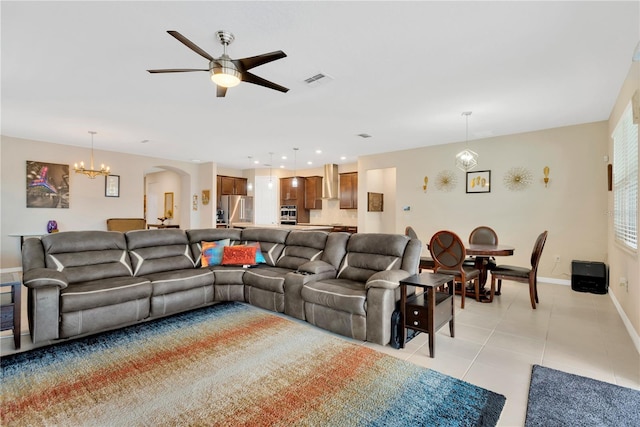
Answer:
[47,220,58,233]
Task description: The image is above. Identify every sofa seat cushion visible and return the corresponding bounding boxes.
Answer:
[301,278,367,316]
[209,265,247,285]
[60,276,152,313]
[243,266,290,293]
[143,269,214,296]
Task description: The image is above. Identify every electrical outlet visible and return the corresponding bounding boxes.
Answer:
[554,255,560,263]
[619,277,628,292]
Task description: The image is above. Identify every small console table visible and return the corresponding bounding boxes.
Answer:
[1,272,22,349]
[399,272,454,357]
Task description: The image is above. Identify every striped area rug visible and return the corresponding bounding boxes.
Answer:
[1,303,505,426]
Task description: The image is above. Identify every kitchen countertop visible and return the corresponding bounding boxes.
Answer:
[231,223,334,231]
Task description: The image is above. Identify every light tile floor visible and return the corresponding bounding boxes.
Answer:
[2,281,639,426]
[363,281,640,426]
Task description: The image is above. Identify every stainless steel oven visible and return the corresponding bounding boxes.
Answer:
[280,205,297,225]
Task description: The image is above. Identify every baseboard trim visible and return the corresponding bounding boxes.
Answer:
[538,276,571,286]
[608,290,640,355]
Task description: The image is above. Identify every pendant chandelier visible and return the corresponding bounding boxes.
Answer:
[74,131,110,178]
[291,147,299,188]
[455,111,478,172]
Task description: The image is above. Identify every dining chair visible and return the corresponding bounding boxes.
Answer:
[463,226,499,269]
[405,226,435,272]
[490,230,548,309]
[429,230,481,309]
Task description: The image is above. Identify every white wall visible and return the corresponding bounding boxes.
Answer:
[358,121,609,283]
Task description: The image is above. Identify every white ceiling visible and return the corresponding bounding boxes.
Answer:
[2,1,638,170]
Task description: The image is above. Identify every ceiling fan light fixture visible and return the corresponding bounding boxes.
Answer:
[210,57,241,88]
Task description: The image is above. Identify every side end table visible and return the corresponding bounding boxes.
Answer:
[1,272,22,349]
[399,272,454,357]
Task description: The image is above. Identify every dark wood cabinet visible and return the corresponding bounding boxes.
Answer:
[339,172,358,209]
[218,176,248,196]
[304,176,323,209]
[280,177,305,203]
[280,177,310,224]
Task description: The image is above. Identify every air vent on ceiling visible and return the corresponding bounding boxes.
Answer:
[304,73,333,87]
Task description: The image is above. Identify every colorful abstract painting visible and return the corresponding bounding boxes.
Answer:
[26,161,70,208]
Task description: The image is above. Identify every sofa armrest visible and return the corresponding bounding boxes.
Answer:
[23,268,68,289]
[365,270,412,290]
[297,260,336,275]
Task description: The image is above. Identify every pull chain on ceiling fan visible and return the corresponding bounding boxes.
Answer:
[147,30,289,98]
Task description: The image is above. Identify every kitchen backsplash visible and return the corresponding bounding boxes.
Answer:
[308,199,357,225]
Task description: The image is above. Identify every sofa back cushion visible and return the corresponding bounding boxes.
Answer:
[240,228,289,266]
[187,229,243,267]
[336,233,410,282]
[41,231,133,284]
[126,229,195,276]
[275,230,328,270]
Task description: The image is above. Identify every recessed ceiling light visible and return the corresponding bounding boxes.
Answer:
[340,156,347,160]
[254,160,260,164]
[315,149,322,154]
[281,155,287,160]
[307,161,312,165]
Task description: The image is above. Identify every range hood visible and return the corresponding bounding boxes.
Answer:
[322,164,339,199]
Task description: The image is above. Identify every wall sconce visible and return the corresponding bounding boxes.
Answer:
[423,176,428,192]
[543,166,550,187]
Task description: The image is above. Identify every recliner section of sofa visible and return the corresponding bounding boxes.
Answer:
[22,227,421,346]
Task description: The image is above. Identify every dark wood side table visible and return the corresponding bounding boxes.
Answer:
[399,272,454,357]
[1,272,22,349]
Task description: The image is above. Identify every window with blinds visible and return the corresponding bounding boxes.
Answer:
[612,101,638,250]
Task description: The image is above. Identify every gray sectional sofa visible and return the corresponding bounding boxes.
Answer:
[21,227,421,346]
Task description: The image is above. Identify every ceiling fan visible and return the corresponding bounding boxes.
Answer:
[147,30,288,97]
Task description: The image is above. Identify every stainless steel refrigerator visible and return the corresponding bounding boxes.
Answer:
[220,195,254,224]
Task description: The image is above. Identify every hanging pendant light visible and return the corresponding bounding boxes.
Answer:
[455,111,478,172]
[291,148,299,187]
[74,131,111,179]
[268,152,274,189]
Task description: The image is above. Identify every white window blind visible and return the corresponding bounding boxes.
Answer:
[612,102,638,250]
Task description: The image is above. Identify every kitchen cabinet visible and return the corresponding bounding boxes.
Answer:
[339,172,358,209]
[280,177,310,224]
[218,176,247,196]
[280,177,305,203]
[304,176,323,209]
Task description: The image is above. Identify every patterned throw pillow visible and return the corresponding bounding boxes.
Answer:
[201,239,230,267]
[244,242,266,264]
[221,245,258,266]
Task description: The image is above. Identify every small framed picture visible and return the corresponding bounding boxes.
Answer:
[367,192,384,212]
[105,175,120,197]
[466,170,491,193]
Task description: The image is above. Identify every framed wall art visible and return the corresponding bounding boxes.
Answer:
[26,161,70,208]
[367,192,384,212]
[466,170,491,193]
[105,175,120,197]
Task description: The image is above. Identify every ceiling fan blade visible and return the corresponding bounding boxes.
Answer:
[236,51,287,71]
[216,85,228,98]
[167,30,214,61]
[147,68,209,73]
[241,71,289,93]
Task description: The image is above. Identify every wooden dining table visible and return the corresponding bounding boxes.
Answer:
[466,243,515,297]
